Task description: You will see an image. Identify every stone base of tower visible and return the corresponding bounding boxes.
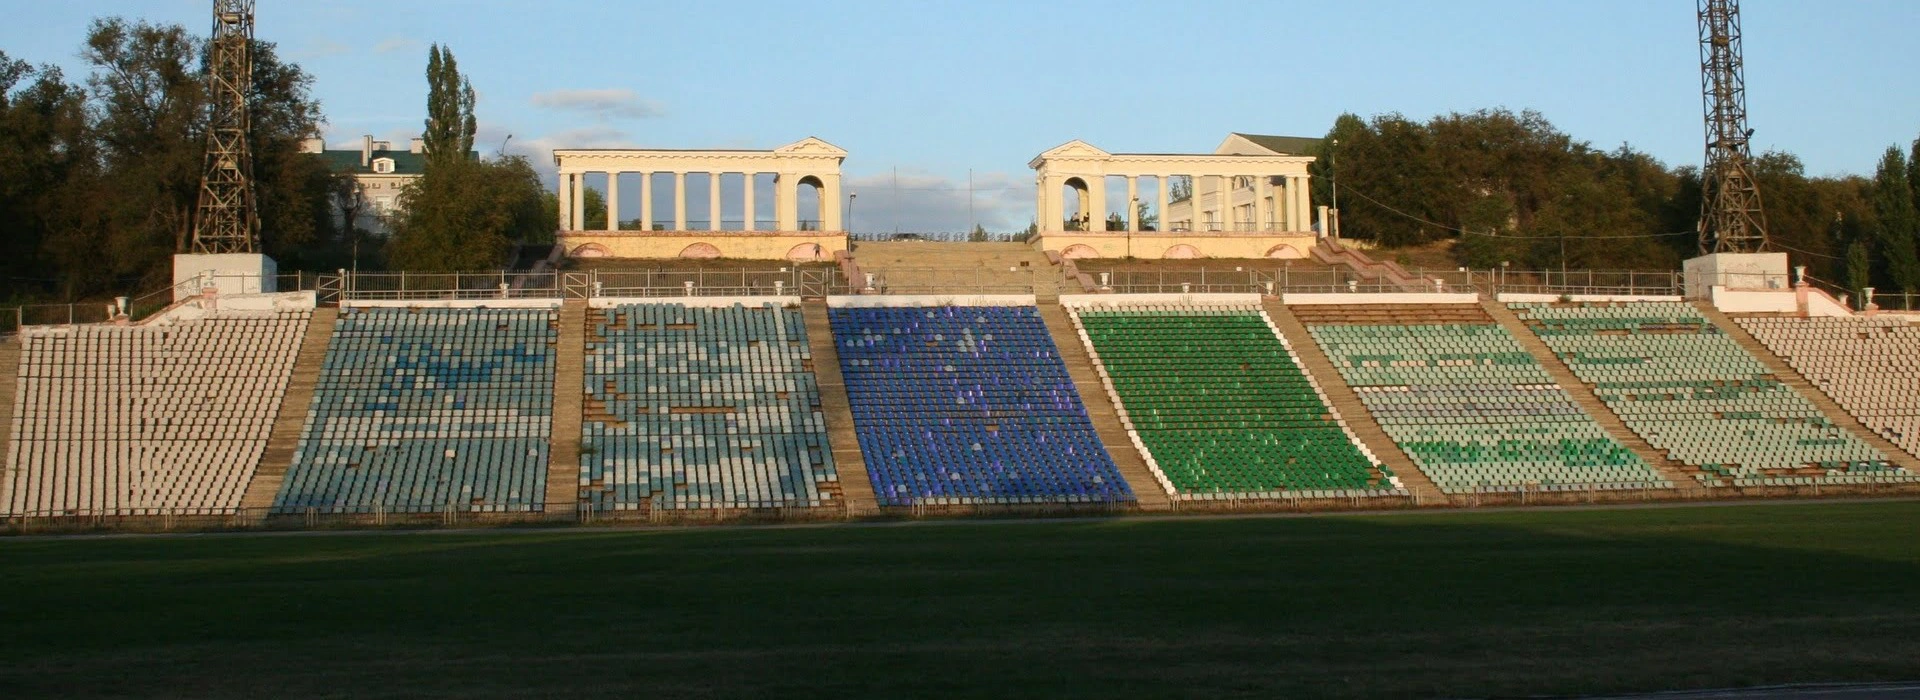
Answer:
[172,254,278,301]
[1682,252,1788,299]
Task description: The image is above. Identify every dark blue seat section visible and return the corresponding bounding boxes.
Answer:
[830,305,1132,506]
[272,307,555,514]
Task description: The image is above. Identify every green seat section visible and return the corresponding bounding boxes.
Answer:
[1511,302,1911,487]
[1307,322,1670,494]
[1074,305,1398,499]
[581,303,837,510]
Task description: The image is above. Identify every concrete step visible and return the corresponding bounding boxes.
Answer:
[1482,301,1699,489]
[241,308,338,513]
[1035,305,1170,511]
[545,300,586,510]
[802,302,878,513]
[1696,303,1920,472]
[0,336,20,511]
[1262,300,1445,503]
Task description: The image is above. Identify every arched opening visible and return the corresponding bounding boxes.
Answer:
[1061,244,1098,260]
[569,243,611,258]
[795,175,825,231]
[1061,177,1091,231]
[786,243,827,262]
[679,242,722,259]
[1265,244,1306,260]
[1163,244,1201,259]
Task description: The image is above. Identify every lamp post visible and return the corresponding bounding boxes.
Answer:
[1128,195,1138,259]
[1329,138,1340,239]
[847,191,857,239]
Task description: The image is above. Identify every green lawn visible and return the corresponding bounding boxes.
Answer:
[2,502,1917,699]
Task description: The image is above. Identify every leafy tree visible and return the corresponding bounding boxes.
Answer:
[0,52,96,299]
[580,186,606,231]
[1869,147,1920,293]
[1846,239,1871,307]
[421,44,474,169]
[386,155,547,271]
[968,224,988,242]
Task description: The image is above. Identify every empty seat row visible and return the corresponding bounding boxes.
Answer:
[1736,315,1920,460]
[273,307,556,513]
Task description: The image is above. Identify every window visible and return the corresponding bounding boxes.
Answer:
[371,158,395,174]
[375,196,395,214]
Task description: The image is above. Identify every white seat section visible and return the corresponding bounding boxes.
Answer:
[3,310,309,516]
[1735,316,1920,460]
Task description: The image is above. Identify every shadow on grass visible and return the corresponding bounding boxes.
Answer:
[1,502,1916,699]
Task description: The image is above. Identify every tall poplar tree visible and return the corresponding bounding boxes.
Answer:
[420,44,474,168]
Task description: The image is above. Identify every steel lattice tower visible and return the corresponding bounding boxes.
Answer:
[1696,0,1769,254]
[189,0,260,254]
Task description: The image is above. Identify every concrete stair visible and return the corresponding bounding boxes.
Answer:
[0,336,20,510]
[801,302,878,514]
[1261,299,1445,503]
[544,300,586,510]
[241,308,338,513]
[1694,302,1920,473]
[1035,305,1170,511]
[850,241,1059,300]
[1481,301,1698,488]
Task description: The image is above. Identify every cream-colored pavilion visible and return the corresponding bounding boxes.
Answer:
[1028,133,1324,259]
[552,137,847,260]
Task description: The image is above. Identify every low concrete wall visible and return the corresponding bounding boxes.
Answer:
[1281,292,1481,305]
[1496,293,1684,303]
[1035,232,1317,260]
[342,299,563,309]
[826,294,1037,308]
[1709,287,1796,314]
[1060,293,1262,309]
[559,230,846,261]
[589,296,800,309]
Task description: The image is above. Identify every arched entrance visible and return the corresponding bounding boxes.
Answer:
[569,243,611,258]
[1163,244,1201,259]
[1061,177,1091,231]
[1061,244,1098,260]
[1265,244,1306,259]
[679,242,722,259]
[786,243,826,262]
[795,175,824,231]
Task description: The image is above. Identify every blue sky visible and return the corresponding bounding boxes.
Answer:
[6,0,1918,233]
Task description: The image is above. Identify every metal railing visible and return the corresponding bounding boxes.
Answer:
[1479,269,1683,297]
[341,271,562,300]
[5,272,330,333]
[1079,267,1479,295]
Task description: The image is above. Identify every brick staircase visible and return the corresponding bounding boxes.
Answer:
[1035,305,1170,511]
[544,300,586,511]
[801,302,878,514]
[240,308,337,513]
[1481,301,1698,489]
[851,241,1059,300]
[1694,302,1920,473]
[1260,300,1444,503]
[0,336,19,510]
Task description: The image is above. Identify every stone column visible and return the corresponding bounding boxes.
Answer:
[557,171,573,230]
[776,174,798,231]
[1089,177,1107,232]
[708,172,723,231]
[1293,176,1310,232]
[1218,175,1233,230]
[673,172,688,230]
[742,172,756,232]
[570,173,586,233]
[1126,176,1139,232]
[821,173,843,231]
[639,172,653,231]
[605,172,620,231]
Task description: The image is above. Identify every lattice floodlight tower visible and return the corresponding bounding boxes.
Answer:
[189,0,260,255]
[1695,0,1770,255]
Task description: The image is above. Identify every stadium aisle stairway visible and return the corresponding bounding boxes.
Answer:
[1511,302,1913,487]
[1733,314,1920,463]
[1071,301,1401,500]
[4,310,309,516]
[579,302,839,510]
[801,303,877,512]
[272,307,556,513]
[832,305,1131,506]
[1305,314,1671,494]
[1036,305,1171,510]
[240,308,339,512]
[546,300,586,507]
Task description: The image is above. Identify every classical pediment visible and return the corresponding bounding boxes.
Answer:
[774,136,848,157]
[1034,139,1112,160]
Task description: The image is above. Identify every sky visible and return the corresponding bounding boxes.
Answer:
[5,0,1919,234]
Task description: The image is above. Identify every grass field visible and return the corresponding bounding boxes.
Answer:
[2,501,1917,699]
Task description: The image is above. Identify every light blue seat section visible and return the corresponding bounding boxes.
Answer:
[581,303,837,510]
[272,307,556,513]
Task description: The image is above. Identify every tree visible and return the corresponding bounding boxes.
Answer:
[580,186,606,231]
[1869,147,1920,294]
[1135,200,1157,231]
[386,155,547,271]
[0,52,96,299]
[421,44,474,170]
[1846,239,1871,307]
[968,224,988,242]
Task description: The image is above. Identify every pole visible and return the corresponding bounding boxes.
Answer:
[1329,138,1340,239]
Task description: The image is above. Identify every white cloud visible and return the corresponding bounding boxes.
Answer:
[372,37,423,55]
[529,88,664,121]
[844,170,1034,236]
[292,39,350,60]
